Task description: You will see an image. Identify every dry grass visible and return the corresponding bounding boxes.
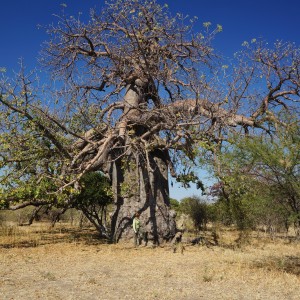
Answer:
[0,223,299,300]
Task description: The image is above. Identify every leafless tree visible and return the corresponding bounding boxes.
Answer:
[0,0,299,243]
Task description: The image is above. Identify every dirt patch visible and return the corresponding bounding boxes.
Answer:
[253,255,300,276]
[0,225,299,300]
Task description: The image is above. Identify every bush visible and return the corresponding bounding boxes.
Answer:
[170,198,180,214]
[179,196,209,231]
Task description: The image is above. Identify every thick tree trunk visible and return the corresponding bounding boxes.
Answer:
[109,82,176,244]
[110,149,176,244]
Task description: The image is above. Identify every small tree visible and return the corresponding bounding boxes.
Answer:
[169,198,180,214]
[180,196,209,231]
[209,114,300,234]
[72,172,113,237]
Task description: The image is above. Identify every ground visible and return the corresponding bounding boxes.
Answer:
[0,223,299,300]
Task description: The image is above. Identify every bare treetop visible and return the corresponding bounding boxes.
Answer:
[44,0,214,98]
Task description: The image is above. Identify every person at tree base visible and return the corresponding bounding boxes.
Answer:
[133,212,141,247]
[172,231,184,254]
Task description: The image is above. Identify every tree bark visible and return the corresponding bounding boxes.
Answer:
[110,149,176,244]
[110,82,176,244]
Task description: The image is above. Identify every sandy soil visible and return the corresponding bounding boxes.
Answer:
[1,236,300,300]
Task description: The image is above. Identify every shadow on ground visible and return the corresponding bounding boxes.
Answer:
[0,225,108,249]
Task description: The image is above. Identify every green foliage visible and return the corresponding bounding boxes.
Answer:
[0,93,76,207]
[73,172,113,208]
[169,198,180,213]
[179,196,209,231]
[69,172,113,236]
[176,172,205,191]
[210,113,300,232]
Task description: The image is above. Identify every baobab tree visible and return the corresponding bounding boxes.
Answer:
[0,0,299,243]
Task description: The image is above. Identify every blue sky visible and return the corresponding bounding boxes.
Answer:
[2,0,300,72]
[1,0,300,200]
